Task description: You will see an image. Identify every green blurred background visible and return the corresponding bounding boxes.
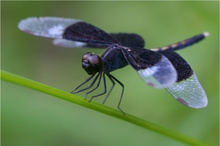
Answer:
[2,1,219,146]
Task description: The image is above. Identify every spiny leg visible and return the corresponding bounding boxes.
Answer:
[103,73,115,104]
[70,75,94,93]
[86,73,102,100]
[89,73,107,102]
[71,73,99,94]
[108,73,125,116]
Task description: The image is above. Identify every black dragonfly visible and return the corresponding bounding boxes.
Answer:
[18,17,208,115]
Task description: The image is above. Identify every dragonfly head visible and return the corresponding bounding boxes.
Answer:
[82,52,104,75]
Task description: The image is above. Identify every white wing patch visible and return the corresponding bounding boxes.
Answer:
[137,55,177,88]
[53,39,86,48]
[48,24,65,37]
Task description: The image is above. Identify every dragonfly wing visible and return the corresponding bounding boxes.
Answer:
[56,33,146,48]
[165,73,208,108]
[110,33,145,48]
[121,47,177,88]
[160,51,208,108]
[63,22,117,45]
[18,17,117,48]
[53,39,86,48]
[18,17,80,38]
[137,55,177,88]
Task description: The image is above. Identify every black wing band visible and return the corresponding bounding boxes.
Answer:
[110,33,145,48]
[56,33,146,49]
[159,51,193,82]
[63,22,117,45]
[121,47,161,70]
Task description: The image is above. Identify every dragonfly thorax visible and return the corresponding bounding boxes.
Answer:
[82,52,104,75]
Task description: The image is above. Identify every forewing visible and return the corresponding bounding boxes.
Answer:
[160,51,208,108]
[121,48,177,88]
[18,17,80,38]
[110,33,145,48]
[53,32,145,48]
[18,17,116,48]
[63,22,117,45]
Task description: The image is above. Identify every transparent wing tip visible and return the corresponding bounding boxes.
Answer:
[166,73,208,109]
[192,97,208,109]
[177,96,208,108]
[18,17,81,38]
[18,17,38,33]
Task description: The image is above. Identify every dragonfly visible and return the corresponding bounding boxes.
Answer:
[18,17,208,115]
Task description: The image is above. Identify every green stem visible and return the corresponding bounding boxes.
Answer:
[1,70,210,146]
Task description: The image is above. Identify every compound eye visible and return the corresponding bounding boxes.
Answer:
[82,52,93,61]
[88,55,101,66]
[82,52,104,75]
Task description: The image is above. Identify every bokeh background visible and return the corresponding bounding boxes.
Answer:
[2,1,219,146]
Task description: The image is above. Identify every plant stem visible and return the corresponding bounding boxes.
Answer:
[1,70,211,146]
